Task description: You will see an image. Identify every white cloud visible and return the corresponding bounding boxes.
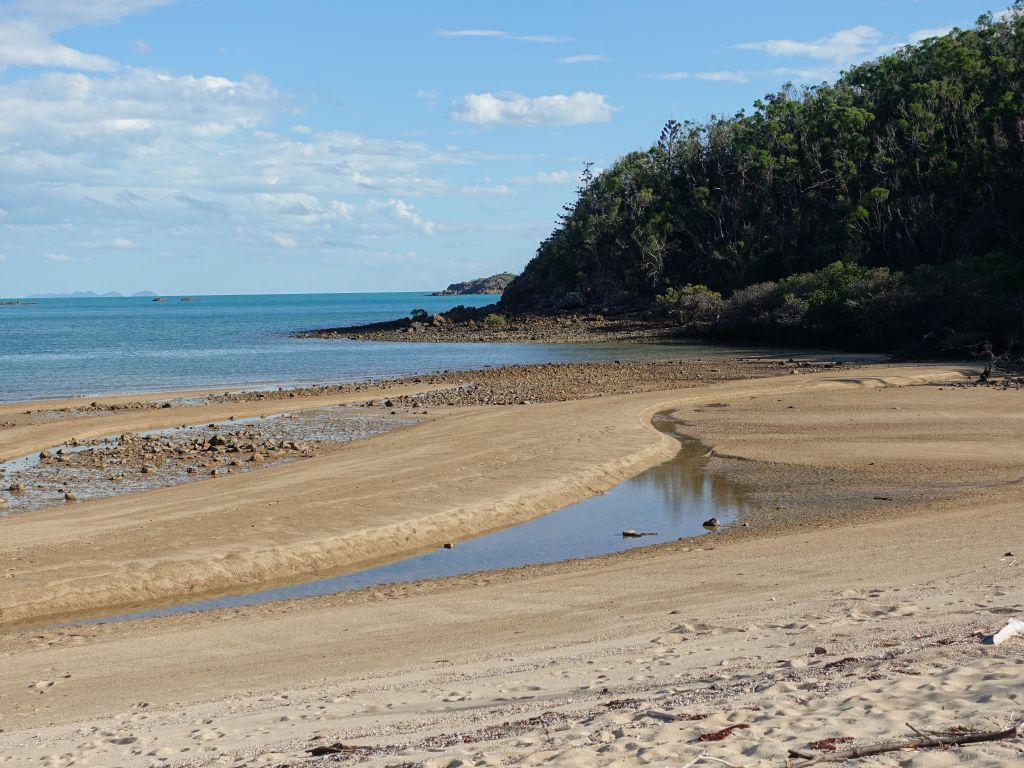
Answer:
[557,54,606,64]
[437,29,504,38]
[0,19,117,70]
[437,29,569,43]
[269,233,299,248]
[367,198,435,234]
[130,38,150,53]
[415,88,437,106]
[655,70,749,83]
[451,91,613,127]
[0,0,176,71]
[83,236,136,248]
[330,201,354,219]
[459,183,514,196]
[512,170,576,185]
[695,70,749,83]
[737,25,886,66]
[907,26,954,44]
[44,252,70,262]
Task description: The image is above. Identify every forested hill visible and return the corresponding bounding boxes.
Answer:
[501,9,1024,352]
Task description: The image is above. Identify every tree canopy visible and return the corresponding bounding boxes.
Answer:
[502,8,1024,352]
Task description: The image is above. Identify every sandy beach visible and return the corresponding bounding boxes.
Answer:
[1,361,1022,767]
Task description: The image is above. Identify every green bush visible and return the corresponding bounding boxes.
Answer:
[484,313,508,328]
[655,284,724,326]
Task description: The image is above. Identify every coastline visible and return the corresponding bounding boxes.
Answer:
[1,360,1022,767]
[1,358,813,627]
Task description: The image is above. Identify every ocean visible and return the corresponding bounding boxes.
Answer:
[0,292,743,403]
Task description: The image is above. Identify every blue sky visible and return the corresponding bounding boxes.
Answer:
[0,0,1011,296]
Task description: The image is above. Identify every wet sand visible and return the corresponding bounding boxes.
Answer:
[1,362,1022,767]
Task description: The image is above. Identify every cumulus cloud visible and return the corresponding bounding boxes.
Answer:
[44,252,70,262]
[367,198,435,234]
[130,38,151,53]
[0,0,175,71]
[557,54,606,64]
[512,170,577,185]
[451,91,613,127]
[737,25,886,66]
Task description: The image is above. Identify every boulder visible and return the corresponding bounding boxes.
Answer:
[702,517,721,529]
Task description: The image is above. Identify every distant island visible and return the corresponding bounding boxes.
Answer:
[431,272,516,296]
[26,290,158,299]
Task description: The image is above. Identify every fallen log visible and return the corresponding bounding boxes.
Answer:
[790,723,1019,766]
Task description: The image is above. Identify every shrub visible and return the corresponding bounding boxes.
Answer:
[655,284,724,326]
[484,312,508,328]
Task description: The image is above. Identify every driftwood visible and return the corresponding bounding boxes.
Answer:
[789,723,1020,766]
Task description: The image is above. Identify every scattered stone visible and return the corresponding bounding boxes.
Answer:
[702,517,721,529]
[39,449,53,460]
[63,491,77,502]
[442,542,454,549]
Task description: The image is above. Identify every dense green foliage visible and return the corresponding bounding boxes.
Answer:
[502,9,1024,351]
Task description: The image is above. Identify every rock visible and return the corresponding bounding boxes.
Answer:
[249,453,265,463]
[64,491,78,502]
[0,498,9,510]
[39,449,53,460]
[702,517,721,529]
[141,464,158,474]
[622,530,658,538]
[230,459,244,467]
[7,483,26,493]
[442,542,454,549]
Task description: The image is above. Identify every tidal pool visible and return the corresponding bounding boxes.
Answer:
[78,413,747,625]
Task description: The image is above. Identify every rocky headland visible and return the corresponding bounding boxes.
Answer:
[430,272,516,296]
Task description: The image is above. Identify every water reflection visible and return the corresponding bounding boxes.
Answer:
[76,414,748,625]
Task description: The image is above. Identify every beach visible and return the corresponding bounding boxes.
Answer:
[0,361,1022,766]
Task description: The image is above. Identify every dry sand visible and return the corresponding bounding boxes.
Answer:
[1,363,1022,767]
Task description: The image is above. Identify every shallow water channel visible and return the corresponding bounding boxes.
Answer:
[80,414,747,625]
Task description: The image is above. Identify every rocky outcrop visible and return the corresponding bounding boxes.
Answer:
[431,272,516,296]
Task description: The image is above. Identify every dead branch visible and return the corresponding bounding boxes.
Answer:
[791,724,1020,766]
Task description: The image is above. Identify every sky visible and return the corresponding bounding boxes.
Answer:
[0,0,1012,296]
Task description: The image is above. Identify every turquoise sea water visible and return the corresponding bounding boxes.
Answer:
[0,292,751,403]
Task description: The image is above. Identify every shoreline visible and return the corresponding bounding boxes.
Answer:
[2,357,822,627]
[1,360,1022,767]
